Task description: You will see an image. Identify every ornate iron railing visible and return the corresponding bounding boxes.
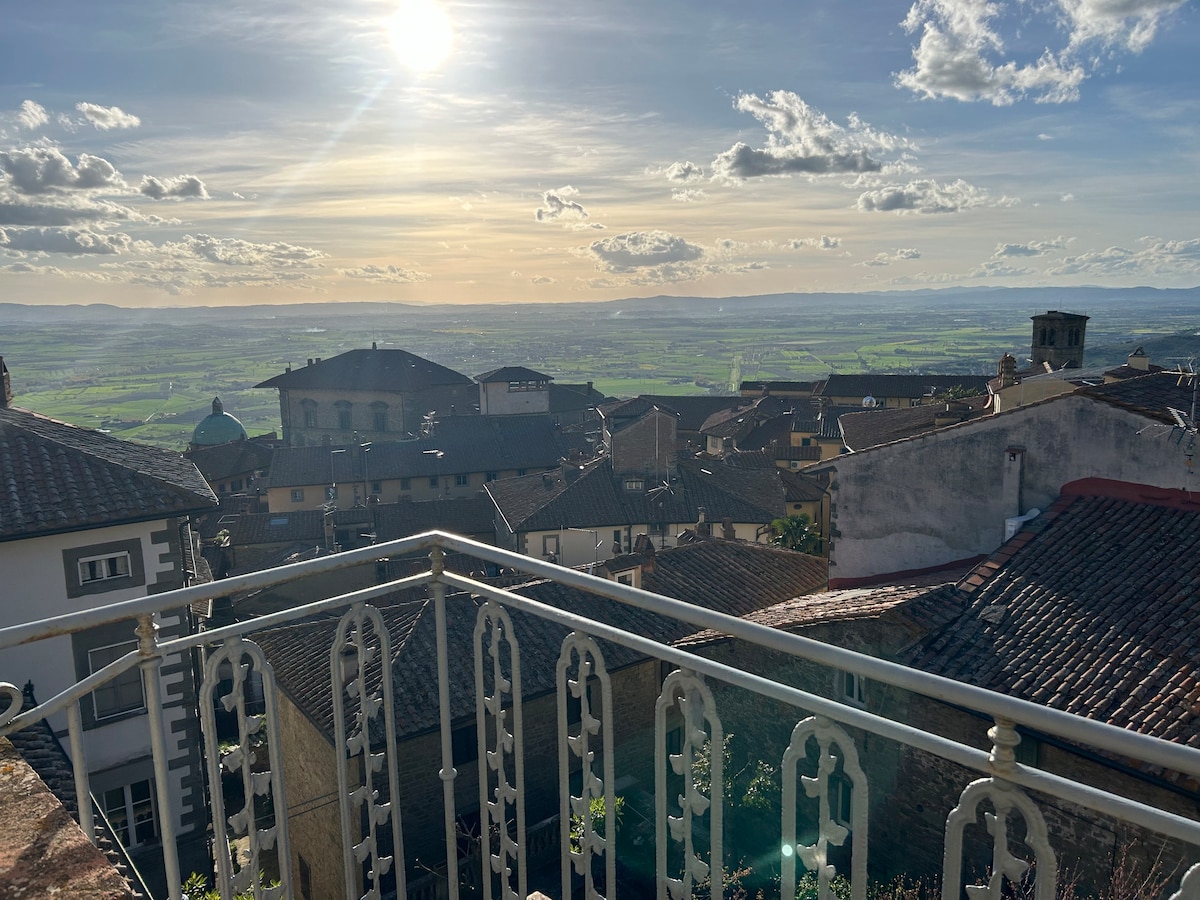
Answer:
[2,531,1199,900]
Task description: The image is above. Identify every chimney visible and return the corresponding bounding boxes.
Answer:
[1127,347,1150,371]
[633,534,656,573]
[307,358,314,366]
[998,353,1017,389]
[372,341,378,350]
[696,506,711,538]
[542,473,555,489]
[721,517,736,540]
[0,357,11,408]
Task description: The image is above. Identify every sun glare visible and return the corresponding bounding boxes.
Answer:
[387,0,453,73]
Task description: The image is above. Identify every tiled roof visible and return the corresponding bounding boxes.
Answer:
[907,481,1200,756]
[485,457,785,533]
[230,509,325,545]
[259,540,828,743]
[475,366,551,383]
[740,381,818,395]
[255,348,473,391]
[0,407,218,541]
[816,374,991,400]
[638,395,746,432]
[372,496,496,540]
[549,383,609,414]
[838,397,990,451]
[184,439,274,483]
[677,580,962,647]
[266,415,584,487]
[793,406,856,441]
[1078,371,1198,426]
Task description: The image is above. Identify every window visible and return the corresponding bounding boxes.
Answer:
[516,468,527,476]
[542,535,559,560]
[624,478,644,491]
[429,476,439,488]
[291,488,305,503]
[1014,732,1040,767]
[485,471,498,482]
[452,723,478,766]
[400,477,411,491]
[838,670,865,706]
[507,380,544,392]
[103,779,156,848]
[615,572,634,586]
[371,403,388,432]
[79,552,132,585]
[455,473,470,487]
[89,641,145,720]
[370,480,382,495]
[327,485,339,501]
[338,408,352,431]
[231,478,243,492]
[301,401,318,428]
[829,771,853,829]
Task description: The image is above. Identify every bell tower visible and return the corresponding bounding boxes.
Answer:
[1031,310,1088,370]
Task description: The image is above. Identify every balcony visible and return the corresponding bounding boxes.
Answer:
[2,531,1199,900]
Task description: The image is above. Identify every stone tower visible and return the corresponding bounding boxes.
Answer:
[1030,310,1088,370]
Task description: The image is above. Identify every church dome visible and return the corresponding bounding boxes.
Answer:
[191,397,248,447]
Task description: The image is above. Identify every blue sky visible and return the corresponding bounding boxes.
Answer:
[1,0,1197,306]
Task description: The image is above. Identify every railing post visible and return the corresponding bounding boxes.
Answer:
[137,613,183,900]
[66,701,95,844]
[431,544,461,899]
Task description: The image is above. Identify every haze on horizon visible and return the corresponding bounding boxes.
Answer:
[1,0,1198,308]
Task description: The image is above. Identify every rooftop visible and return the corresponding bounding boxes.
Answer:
[255,348,474,392]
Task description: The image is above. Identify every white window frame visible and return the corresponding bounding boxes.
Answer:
[88,640,146,720]
[102,778,157,849]
[542,535,559,558]
[838,670,865,707]
[291,488,305,503]
[454,473,470,487]
[78,551,132,585]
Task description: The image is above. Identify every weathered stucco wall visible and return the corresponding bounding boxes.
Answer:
[826,395,1192,584]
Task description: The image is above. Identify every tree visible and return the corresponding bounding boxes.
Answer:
[770,514,821,555]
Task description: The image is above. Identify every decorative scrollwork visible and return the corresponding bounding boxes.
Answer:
[0,681,22,732]
[781,715,868,900]
[557,632,614,900]
[655,667,722,900]
[1168,861,1200,900]
[332,602,404,900]
[476,600,527,900]
[200,636,291,900]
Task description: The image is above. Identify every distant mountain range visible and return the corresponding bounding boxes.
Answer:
[3,284,1199,325]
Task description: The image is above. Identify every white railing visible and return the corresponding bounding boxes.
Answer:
[2,530,1199,900]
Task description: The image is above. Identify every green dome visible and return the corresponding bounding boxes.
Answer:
[191,397,248,447]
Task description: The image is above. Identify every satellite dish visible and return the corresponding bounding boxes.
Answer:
[862,395,878,408]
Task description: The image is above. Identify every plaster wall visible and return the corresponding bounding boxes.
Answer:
[479,383,550,416]
[826,395,1191,583]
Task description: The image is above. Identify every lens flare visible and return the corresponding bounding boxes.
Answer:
[387,0,453,73]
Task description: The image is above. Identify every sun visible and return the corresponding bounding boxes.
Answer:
[387,0,454,73]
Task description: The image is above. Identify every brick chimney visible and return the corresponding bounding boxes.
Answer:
[998,353,1017,389]
[1127,347,1150,371]
[721,517,736,540]
[0,357,10,408]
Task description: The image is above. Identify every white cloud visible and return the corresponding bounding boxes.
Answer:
[896,0,1183,105]
[992,236,1070,257]
[861,248,922,266]
[0,194,158,227]
[713,92,910,182]
[664,161,704,182]
[16,101,48,130]
[162,233,326,267]
[0,225,136,255]
[0,146,125,194]
[970,259,1034,278]
[787,235,841,250]
[535,185,604,229]
[530,275,557,284]
[671,188,707,202]
[1060,193,1075,202]
[338,263,428,283]
[856,177,1014,213]
[588,230,704,272]
[1044,236,1200,277]
[139,174,209,200]
[76,102,141,130]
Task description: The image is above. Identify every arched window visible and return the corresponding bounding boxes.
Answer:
[334,400,352,431]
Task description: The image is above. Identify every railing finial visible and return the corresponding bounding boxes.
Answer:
[988,716,1021,776]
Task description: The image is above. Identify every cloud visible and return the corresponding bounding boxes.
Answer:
[856,177,1014,214]
[535,185,602,228]
[896,0,1183,105]
[0,225,136,255]
[16,101,48,130]
[0,146,125,194]
[139,174,209,200]
[587,230,705,272]
[787,235,841,250]
[861,248,922,266]
[338,263,428,283]
[671,188,707,202]
[992,236,1070,257]
[162,233,326,267]
[530,275,557,284]
[970,259,1034,278]
[1044,236,1200,277]
[713,92,910,182]
[0,194,158,227]
[76,102,141,130]
[1060,193,1075,202]
[664,161,704,182]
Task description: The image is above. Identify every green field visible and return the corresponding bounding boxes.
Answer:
[3,292,1194,449]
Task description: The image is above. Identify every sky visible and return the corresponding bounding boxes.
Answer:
[1,0,1198,307]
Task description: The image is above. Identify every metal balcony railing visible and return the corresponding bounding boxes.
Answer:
[2,531,1199,900]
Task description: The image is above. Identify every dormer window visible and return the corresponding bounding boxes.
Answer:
[624,478,644,491]
[507,380,545,392]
